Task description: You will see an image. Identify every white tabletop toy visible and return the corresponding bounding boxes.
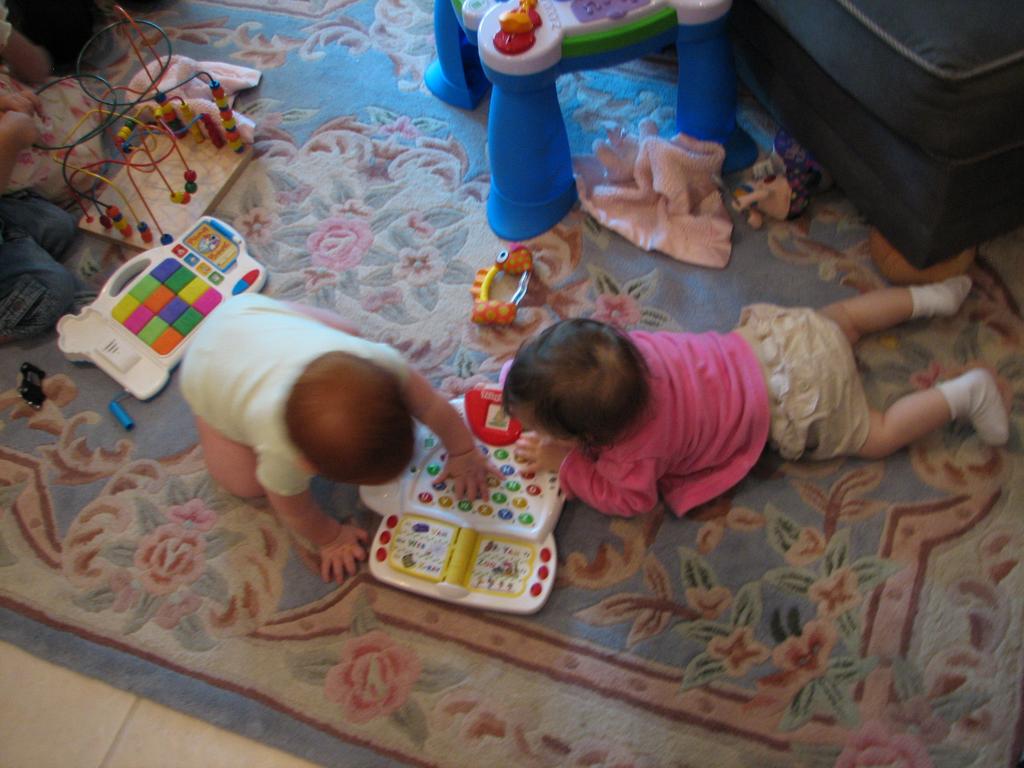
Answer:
[58,216,265,400]
[360,387,565,613]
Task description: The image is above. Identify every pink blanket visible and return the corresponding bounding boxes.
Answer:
[127,55,262,143]
[573,121,733,268]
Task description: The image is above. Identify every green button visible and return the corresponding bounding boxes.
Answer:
[491,492,507,504]
[494,448,509,459]
[518,513,534,525]
[138,317,169,345]
[128,275,160,301]
[163,267,195,293]
[427,463,442,476]
[172,307,204,335]
[505,480,521,492]
[458,500,473,511]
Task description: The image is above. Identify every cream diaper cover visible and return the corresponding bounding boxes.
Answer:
[734,304,871,460]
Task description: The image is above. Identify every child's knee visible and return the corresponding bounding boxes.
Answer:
[40,207,79,257]
[0,271,75,339]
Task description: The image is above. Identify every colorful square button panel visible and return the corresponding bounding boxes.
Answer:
[110,257,222,356]
[57,216,266,401]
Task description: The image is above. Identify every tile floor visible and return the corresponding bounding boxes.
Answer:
[0,641,319,768]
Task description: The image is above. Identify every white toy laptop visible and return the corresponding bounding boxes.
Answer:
[58,216,266,399]
[360,387,565,613]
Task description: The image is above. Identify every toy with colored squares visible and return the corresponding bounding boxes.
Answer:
[360,388,564,613]
[470,243,533,325]
[57,217,265,400]
[36,6,252,249]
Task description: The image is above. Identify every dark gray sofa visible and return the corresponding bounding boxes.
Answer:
[730,0,1024,268]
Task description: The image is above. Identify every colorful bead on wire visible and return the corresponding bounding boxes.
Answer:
[209,80,245,154]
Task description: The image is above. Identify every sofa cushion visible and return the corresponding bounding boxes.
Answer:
[744,0,1024,160]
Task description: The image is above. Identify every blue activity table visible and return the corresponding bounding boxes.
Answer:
[427,0,756,239]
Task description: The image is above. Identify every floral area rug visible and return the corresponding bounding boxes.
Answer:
[1,1,1023,766]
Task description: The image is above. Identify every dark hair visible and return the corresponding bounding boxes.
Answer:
[284,352,414,485]
[502,318,650,452]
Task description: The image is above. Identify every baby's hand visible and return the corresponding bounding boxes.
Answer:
[514,433,574,474]
[0,91,42,116]
[319,524,369,584]
[439,447,502,500]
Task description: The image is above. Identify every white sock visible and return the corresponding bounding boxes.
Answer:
[936,369,1009,445]
[909,276,972,319]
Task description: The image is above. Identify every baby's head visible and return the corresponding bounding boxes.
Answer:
[503,318,650,451]
[285,352,414,485]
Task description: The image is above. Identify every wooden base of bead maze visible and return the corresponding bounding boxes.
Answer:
[77,133,252,249]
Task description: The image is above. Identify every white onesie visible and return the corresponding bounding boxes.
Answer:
[179,294,408,496]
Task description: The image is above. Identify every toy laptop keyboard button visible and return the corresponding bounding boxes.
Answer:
[164,267,196,293]
[191,288,222,315]
[151,328,184,355]
[124,306,154,334]
[159,297,188,323]
[112,295,140,323]
[150,258,180,281]
[129,275,160,302]
[231,268,261,295]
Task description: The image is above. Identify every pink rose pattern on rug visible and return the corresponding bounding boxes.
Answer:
[0,2,1022,767]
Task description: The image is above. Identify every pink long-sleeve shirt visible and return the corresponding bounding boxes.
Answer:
[558,331,770,517]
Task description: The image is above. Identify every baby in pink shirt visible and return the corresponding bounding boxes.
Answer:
[503,277,1008,517]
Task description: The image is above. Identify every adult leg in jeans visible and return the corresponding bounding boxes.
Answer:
[0,193,79,342]
[0,191,79,257]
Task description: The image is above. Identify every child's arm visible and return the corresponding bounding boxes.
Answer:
[543,446,660,517]
[403,370,500,499]
[266,488,368,583]
[0,107,39,192]
[0,29,52,84]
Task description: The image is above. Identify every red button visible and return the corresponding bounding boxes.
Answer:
[380,531,391,544]
[540,547,551,562]
[173,244,188,257]
[386,515,398,528]
[538,566,549,580]
[376,547,387,561]
[530,582,542,597]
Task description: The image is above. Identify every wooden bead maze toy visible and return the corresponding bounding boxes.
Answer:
[38,5,253,250]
